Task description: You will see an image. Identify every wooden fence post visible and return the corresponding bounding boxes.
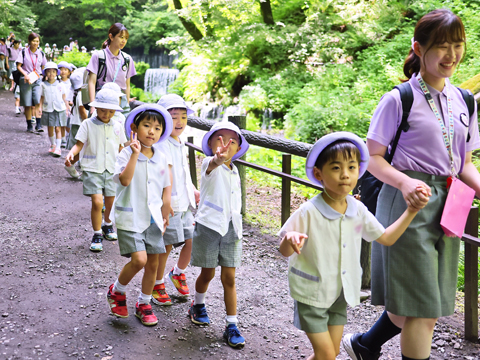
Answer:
[464,206,479,342]
[281,154,291,225]
[187,136,198,189]
[228,116,247,215]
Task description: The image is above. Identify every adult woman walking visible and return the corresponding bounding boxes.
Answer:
[343,9,480,360]
[86,23,136,114]
[16,32,46,132]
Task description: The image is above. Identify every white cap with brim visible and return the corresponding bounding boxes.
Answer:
[125,104,173,144]
[70,72,83,90]
[89,88,123,111]
[201,121,249,162]
[43,61,60,76]
[102,82,127,101]
[57,61,73,72]
[157,94,194,117]
[305,131,369,187]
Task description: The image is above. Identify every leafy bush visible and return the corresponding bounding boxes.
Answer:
[57,50,91,68]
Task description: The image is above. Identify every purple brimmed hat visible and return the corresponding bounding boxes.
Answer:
[43,61,60,76]
[201,121,249,161]
[125,104,173,144]
[305,131,369,187]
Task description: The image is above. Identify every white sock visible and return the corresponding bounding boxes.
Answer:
[155,279,164,285]
[226,315,238,325]
[138,292,151,305]
[104,221,113,226]
[93,230,102,235]
[173,264,186,276]
[56,138,62,149]
[62,136,66,142]
[49,136,55,146]
[113,279,127,294]
[194,291,206,305]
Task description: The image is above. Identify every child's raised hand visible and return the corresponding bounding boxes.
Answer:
[130,131,141,155]
[194,189,200,205]
[213,136,232,165]
[284,231,308,254]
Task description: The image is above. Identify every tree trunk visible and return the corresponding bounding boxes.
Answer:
[172,0,204,41]
[259,0,274,25]
[361,240,371,289]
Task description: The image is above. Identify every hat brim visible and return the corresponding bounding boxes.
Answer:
[305,131,369,187]
[124,104,173,144]
[201,124,249,161]
[89,101,123,111]
[165,104,195,117]
[42,68,60,76]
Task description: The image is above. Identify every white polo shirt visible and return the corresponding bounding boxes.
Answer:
[75,116,127,174]
[155,137,195,212]
[70,91,83,126]
[41,80,66,113]
[61,79,73,102]
[278,194,385,308]
[195,157,242,239]
[113,146,170,233]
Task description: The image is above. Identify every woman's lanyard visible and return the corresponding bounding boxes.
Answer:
[28,47,38,73]
[416,73,456,178]
[112,54,122,83]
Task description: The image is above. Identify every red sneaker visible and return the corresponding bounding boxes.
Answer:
[135,302,158,326]
[106,284,128,318]
[166,268,190,296]
[152,283,172,306]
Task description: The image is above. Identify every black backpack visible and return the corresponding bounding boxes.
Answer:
[359,82,475,215]
[95,49,131,91]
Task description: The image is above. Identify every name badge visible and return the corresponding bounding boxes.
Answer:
[460,113,469,127]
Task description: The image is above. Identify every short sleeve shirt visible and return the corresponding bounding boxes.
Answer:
[16,48,46,74]
[86,46,136,90]
[75,116,127,173]
[41,80,66,112]
[368,76,480,176]
[113,146,171,233]
[7,47,20,62]
[278,194,385,308]
[70,91,84,126]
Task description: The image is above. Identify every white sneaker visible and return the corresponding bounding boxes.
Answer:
[52,147,61,157]
[64,165,81,179]
[15,107,20,114]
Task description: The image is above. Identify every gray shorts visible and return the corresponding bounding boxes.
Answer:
[7,61,15,77]
[293,290,347,333]
[66,124,80,150]
[82,170,116,197]
[163,209,194,247]
[117,222,166,257]
[41,110,67,127]
[19,77,42,107]
[191,221,241,268]
[371,170,458,318]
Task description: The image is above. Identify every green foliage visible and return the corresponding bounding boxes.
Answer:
[130,84,162,103]
[134,61,150,76]
[0,0,37,41]
[57,50,92,68]
[457,247,480,294]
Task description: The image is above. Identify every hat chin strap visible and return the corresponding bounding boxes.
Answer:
[323,188,347,202]
[140,141,152,149]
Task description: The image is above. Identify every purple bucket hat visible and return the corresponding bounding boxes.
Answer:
[305,131,369,187]
[124,104,173,144]
[201,121,249,161]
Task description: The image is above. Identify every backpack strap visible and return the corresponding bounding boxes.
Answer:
[456,87,475,142]
[96,49,107,90]
[120,51,131,73]
[387,82,412,163]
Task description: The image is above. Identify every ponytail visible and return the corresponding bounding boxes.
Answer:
[403,48,422,80]
[102,38,110,49]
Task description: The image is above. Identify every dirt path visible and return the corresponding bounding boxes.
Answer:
[0,88,478,360]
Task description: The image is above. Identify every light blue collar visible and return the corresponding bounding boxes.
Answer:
[221,163,238,175]
[168,136,183,147]
[128,145,162,163]
[310,193,357,220]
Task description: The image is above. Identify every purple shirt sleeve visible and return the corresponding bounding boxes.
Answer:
[86,51,99,75]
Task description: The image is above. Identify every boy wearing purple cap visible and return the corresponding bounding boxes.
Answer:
[65,89,127,252]
[188,121,249,348]
[278,132,429,360]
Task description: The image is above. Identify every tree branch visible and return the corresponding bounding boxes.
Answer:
[259,0,274,25]
[172,0,204,41]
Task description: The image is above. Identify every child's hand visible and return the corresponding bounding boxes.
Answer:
[194,189,200,205]
[213,136,232,166]
[37,107,42,118]
[65,152,74,167]
[407,184,431,212]
[284,231,308,254]
[130,131,141,155]
[161,205,174,228]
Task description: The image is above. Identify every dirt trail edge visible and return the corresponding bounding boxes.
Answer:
[0,89,478,360]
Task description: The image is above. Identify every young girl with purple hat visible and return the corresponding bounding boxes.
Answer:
[279,132,429,360]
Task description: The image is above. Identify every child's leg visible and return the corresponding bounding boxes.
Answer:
[142,254,160,296]
[54,126,62,150]
[117,250,148,286]
[177,238,192,270]
[305,325,344,360]
[220,266,237,316]
[156,245,172,281]
[195,267,215,303]
[61,126,66,138]
[90,194,103,232]
[47,126,54,138]
[103,196,115,223]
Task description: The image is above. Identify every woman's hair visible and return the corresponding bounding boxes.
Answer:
[102,23,129,49]
[314,140,361,171]
[403,9,465,79]
[27,32,40,44]
[134,110,166,136]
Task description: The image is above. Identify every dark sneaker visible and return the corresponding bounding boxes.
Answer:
[188,302,210,325]
[26,120,34,133]
[223,323,245,349]
[90,233,103,252]
[35,123,44,132]
[342,333,380,360]
[102,224,117,241]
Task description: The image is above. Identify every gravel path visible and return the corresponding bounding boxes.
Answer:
[0,88,478,359]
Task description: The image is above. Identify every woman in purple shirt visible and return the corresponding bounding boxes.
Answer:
[86,23,136,114]
[16,32,47,133]
[343,9,480,360]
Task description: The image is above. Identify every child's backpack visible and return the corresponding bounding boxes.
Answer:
[94,49,131,91]
[74,67,90,105]
[359,83,475,215]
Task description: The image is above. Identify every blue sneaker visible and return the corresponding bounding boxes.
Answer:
[102,224,117,241]
[90,234,103,252]
[188,302,210,325]
[223,323,245,348]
